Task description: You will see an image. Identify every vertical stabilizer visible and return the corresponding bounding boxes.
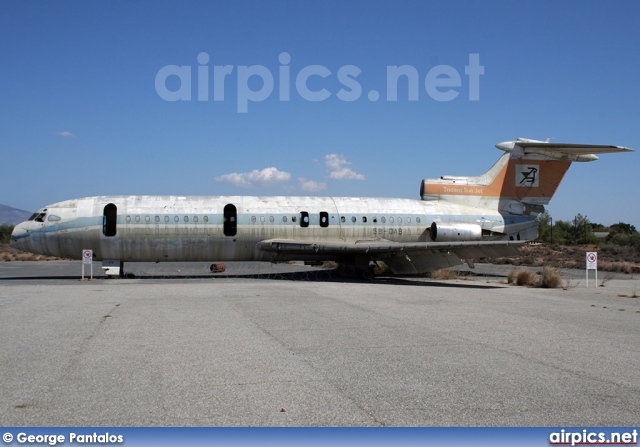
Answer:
[420,138,632,217]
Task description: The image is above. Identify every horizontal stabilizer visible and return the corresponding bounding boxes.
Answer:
[496,138,633,162]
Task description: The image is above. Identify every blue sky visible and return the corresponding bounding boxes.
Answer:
[2,1,638,227]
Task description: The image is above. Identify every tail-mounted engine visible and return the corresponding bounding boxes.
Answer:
[430,222,482,242]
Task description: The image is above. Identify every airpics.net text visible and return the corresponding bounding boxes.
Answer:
[155,52,484,113]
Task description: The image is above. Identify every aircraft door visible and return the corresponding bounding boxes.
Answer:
[320,211,329,228]
[223,204,237,236]
[103,204,117,237]
[299,211,309,228]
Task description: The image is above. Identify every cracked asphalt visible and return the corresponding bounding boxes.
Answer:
[1,261,639,426]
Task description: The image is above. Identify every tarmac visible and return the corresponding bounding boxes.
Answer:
[0,261,639,426]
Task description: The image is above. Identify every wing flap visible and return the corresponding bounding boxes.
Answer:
[257,239,523,271]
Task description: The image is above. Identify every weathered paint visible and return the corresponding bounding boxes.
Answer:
[13,195,492,261]
[10,139,631,274]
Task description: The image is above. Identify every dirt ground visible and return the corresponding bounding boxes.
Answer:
[487,243,640,274]
[0,244,65,262]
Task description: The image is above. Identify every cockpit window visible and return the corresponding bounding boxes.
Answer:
[47,215,61,222]
[34,213,47,222]
[27,213,37,221]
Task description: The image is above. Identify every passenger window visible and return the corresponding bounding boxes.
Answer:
[184,216,189,222]
[292,216,297,223]
[165,216,170,223]
[390,217,394,223]
[251,216,256,223]
[269,216,274,223]
[194,216,198,223]
[126,216,131,223]
[174,216,179,223]
[351,216,356,223]
[260,216,265,223]
[416,217,421,224]
[283,216,288,223]
[398,217,402,223]
[373,217,378,223]
[145,216,150,223]
[155,216,160,223]
[381,217,386,223]
[341,216,346,223]
[204,216,209,223]
[135,216,140,223]
[362,216,367,223]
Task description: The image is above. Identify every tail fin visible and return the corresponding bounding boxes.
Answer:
[420,138,632,216]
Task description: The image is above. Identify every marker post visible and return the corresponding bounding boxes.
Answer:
[82,249,93,280]
[586,252,597,287]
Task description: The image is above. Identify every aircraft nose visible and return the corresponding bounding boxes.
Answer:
[9,223,29,251]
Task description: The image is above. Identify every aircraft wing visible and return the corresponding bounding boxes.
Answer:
[256,239,524,274]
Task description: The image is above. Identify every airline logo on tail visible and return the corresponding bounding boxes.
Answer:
[516,164,539,187]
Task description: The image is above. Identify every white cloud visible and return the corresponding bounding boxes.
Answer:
[324,154,365,180]
[55,131,76,138]
[214,167,291,188]
[298,178,327,192]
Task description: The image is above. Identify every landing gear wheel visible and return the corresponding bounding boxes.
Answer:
[361,268,375,280]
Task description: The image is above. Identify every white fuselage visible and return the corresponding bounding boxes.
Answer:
[10,195,529,263]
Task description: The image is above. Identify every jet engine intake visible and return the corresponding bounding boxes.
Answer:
[430,222,482,242]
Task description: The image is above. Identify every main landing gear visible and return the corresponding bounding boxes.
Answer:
[338,258,377,280]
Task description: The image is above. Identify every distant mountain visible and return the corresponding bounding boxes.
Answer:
[0,204,32,225]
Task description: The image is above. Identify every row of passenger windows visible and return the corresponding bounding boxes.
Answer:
[250,215,422,224]
[125,215,210,223]
[124,214,422,225]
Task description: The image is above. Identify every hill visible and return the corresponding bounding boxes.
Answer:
[0,204,32,225]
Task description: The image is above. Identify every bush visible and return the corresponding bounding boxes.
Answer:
[538,266,562,288]
[516,270,536,286]
[0,224,14,244]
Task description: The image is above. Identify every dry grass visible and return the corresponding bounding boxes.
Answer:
[429,268,459,280]
[516,269,537,286]
[0,244,64,262]
[322,260,339,270]
[538,266,562,288]
[599,261,639,274]
[509,267,562,288]
[617,288,639,298]
[488,244,640,274]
